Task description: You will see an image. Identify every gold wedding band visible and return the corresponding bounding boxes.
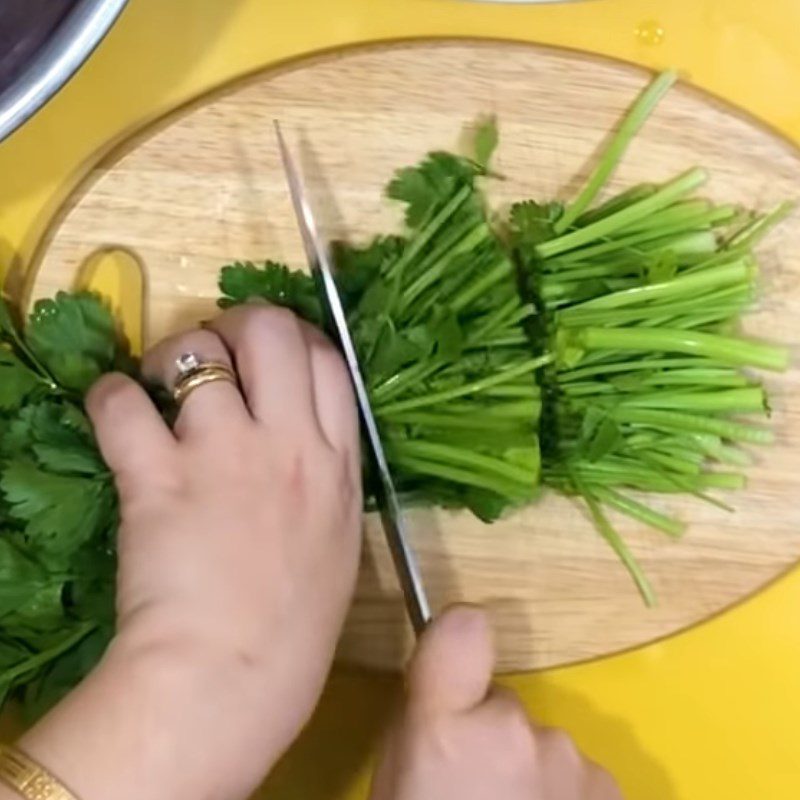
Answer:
[172,353,238,406]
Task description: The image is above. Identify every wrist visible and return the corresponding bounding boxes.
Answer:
[110,606,331,760]
[107,628,286,791]
[19,629,282,800]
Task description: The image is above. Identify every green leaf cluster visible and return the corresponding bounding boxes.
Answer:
[1,76,792,718]
[0,294,121,718]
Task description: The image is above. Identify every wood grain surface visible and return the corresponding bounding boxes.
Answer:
[32,41,800,671]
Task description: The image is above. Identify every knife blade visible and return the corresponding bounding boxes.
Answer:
[274,121,432,636]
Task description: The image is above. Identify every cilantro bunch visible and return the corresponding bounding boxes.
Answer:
[221,141,546,522]
[0,295,130,718]
[0,71,791,716]
[507,73,790,602]
[219,74,790,604]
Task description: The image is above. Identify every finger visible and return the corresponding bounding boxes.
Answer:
[586,764,624,800]
[535,727,585,798]
[476,685,535,739]
[367,721,403,800]
[209,304,318,431]
[141,327,249,439]
[407,604,495,716]
[85,373,176,484]
[301,323,359,455]
[471,689,541,786]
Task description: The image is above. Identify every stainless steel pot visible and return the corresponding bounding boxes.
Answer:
[0,0,128,143]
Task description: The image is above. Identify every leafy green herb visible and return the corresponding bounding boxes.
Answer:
[510,73,791,602]
[473,116,499,171]
[0,70,790,716]
[0,295,121,718]
[219,139,542,516]
[0,350,38,410]
[218,261,323,325]
[26,293,119,393]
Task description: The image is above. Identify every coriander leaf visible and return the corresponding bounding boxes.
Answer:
[0,349,39,410]
[2,402,104,475]
[404,324,437,356]
[32,443,106,477]
[21,626,110,723]
[4,582,65,633]
[395,479,512,523]
[357,277,392,317]
[0,538,50,617]
[29,402,106,476]
[387,168,430,228]
[473,116,499,171]
[334,237,406,300]
[0,298,53,384]
[0,639,30,670]
[510,201,564,246]
[505,446,541,485]
[0,297,26,350]
[65,543,116,624]
[0,407,36,457]
[463,488,511,522]
[429,308,464,361]
[647,251,678,284]
[586,417,623,462]
[554,328,585,369]
[387,152,479,228]
[580,406,606,442]
[369,324,426,378]
[59,404,94,437]
[0,462,108,560]
[26,293,117,393]
[217,261,323,325]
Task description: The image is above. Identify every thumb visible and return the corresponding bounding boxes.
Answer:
[407,604,495,715]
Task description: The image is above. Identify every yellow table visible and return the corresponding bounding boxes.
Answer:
[2,1,799,797]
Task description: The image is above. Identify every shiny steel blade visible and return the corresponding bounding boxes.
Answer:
[274,121,431,635]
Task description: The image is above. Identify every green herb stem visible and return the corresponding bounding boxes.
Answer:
[572,473,657,606]
[393,455,530,498]
[725,201,796,250]
[0,623,97,686]
[389,439,536,485]
[611,407,773,444]
[556,70,678,233]
[541,168,708,259]
[385,185,472,287]
[451,258,514,312]
[577,326,789,371]
[592,487,685,538]
[560,261,751,318]
[376,355,551,416]
[615,387,767,414]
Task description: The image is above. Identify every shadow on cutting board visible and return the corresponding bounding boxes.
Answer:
[260,601,677,800]
[258,669,678,800]
[520,675,679,800]
[257,669,396,800]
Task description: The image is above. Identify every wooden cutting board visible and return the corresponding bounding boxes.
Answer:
[30,41,800,672]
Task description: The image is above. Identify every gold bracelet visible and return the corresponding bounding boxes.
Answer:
[0,745,80,800]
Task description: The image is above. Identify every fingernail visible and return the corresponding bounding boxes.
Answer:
[436,604,490,640]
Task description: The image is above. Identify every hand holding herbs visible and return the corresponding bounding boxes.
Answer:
[8,305,363,800]
[0,71,791,716]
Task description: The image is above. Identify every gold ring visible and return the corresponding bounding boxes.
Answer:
[172,353,238,406]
